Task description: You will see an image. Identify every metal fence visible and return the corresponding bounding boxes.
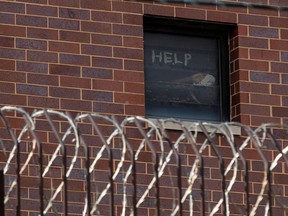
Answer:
[0,106,287,215]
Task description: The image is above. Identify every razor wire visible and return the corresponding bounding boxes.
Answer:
[0,106,287,216]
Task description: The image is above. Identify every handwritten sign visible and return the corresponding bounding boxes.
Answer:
[151,50,192,67]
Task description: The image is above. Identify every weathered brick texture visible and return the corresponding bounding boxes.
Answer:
[0,0,287,215]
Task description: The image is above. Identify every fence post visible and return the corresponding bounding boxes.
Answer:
[0,170,4,216]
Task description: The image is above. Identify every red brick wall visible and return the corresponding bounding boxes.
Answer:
[0,0,287,126]
[0,0,288,215]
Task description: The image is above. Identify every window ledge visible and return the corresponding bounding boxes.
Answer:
[147,118,241,136]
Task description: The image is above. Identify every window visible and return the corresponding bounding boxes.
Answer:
[144,16,233,122]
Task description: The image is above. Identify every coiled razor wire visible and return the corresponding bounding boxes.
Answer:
[0,106,287,216]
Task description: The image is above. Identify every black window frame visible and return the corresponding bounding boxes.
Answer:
[144,16,234,123]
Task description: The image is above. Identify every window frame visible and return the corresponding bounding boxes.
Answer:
[144,15,234,123]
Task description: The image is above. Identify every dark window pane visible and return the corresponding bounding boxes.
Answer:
[145,31,222,121]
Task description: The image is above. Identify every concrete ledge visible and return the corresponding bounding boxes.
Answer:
[147,118,242,136]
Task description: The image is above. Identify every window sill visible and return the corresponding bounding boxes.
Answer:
[147,118,241,136]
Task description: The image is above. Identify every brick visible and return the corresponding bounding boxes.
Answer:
[91,11,122,23]
[282,96,288,106]
[251,94,280,105]
[239,82,269,93]
[248,7,278,16]
[236,59,269,71]
[27,27,58,40]
[250,49,279,61]
[49,41,80,54]
[60,30,90,43]
[92,57,122,69]
[93,80,123,92]
[114,92,144,105]
[0,93,26,106]
[114,47,143,60]
[27,73,58,86]
[17,0,47,3]
[0,82,15,93]
[81,21,111,33]
[123,14,143,26]
[113,24,142,37]
[0,13,15,24]
[240,104,270,116]
[81,44,112,57]
[270,17,288,28]
[273,107,288,117]
[82,67,112,79]
[250,71,279,83]
[270,39,288,51]
[91,33,122,46]
[16,38,47,51]
[0,70,26,82]
[237,36,268,49]
[81,0,111,10]
[93,102,124,114]
[50,64,80,77]
[112,1,141,13]
[16,84,48,96]
[251,116,280,125]
[27,4,57,17]
[124,60,143,71]
[124,82,144,94]
[0,47,25,60]
[49,0,79,7]
[60,76,90,89]
[123,36,143,48]
[249,26,278,38]
[144,4,174,17]
[0,59,15,70]
[281,29,288,40]
[17,61,48,74]
[0,24,26,37]
[207,11,237,23]
[28,96,59,109]
[82,90,112,102]
[16,15,47,27]
[61,99,92,112]
[232,92,249,105]
[49,18,79,30]
[281,52,288,62]
[60,53,90,66]
[230,48,249,61]
[238,14,268,26]
[0,1,25,13]
[125,104,145,116]
[0,36,14,48]
[27,50,58,63]
[50,86,80,99]
[231,70,249,83]
[114,70,143,82]
[271,62,288,73]
[175,8,205,20]
[272,85,288,95]
[282,74,288,84]
[60,8,90,20]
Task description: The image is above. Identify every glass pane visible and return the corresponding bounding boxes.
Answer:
[144,32,221,122]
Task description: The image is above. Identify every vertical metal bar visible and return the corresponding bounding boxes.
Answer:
[16,140,20,216]
[267,164,272,216]
[0,170,4,216]
[200,158,205,216]
[63,145,67,216]
[39,142,44,216]
[199,123,226,216]
[132,154,137,216]
[85,140,91,216]
[109,149,114,216]
[155,154,160,216]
